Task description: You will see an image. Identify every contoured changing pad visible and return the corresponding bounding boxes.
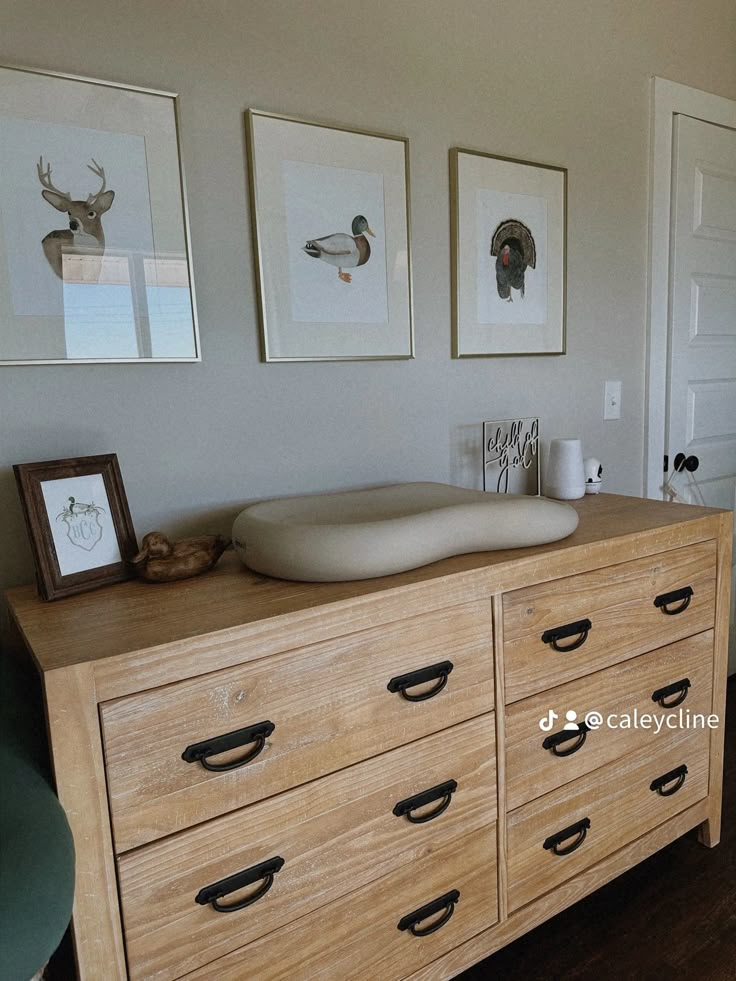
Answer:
[233,482,579,582]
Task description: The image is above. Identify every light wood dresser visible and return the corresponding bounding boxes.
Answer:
[5,494,732,981]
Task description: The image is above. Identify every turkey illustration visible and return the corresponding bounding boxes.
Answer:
[490,219,536,302]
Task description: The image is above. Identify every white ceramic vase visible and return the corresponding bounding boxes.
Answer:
[545,438,586,500]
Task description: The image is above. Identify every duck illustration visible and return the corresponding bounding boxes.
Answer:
[130,532,229,583]
[302,215,375,283]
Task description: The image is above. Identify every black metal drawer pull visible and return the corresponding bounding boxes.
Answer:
[393,780,458,824]
[387,661,454,702]
[652,677,691,708]
[543,817,591,856]
[653,585,693,616]
[541,619,592,652]
[397,889,460,937]
[542,722,590,757]
[181,720,275,772]
[195,856,284,913]
[650,764,688,797]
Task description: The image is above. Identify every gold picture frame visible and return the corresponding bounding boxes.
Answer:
[451,147,567,358]
[245,109,414,362]
[0,63,200,364]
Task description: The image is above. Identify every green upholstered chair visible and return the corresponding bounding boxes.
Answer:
[0,651,75,981]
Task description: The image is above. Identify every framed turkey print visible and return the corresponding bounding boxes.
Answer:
[451,148,566,357]
[13,454,137,600]
[246,109,414,361]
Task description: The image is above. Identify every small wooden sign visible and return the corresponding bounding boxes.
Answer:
[483,418,540,495]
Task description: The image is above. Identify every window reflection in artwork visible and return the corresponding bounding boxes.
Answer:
[144,257,197,359]
[60,252,193,360]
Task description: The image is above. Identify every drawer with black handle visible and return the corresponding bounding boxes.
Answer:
[502,540,717,702]
[101,600,494,851]
[117,714,496,981]
[505,630,714,809]
[180,826,498,981]
[507,726,710,911]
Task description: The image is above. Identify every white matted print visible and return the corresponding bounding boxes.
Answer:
[284,160,389,324]
[476,190,547,326]
[452,148,566,357]
[40,473,121,576]
[0,119,152,320]
[246,110,413,361]
[0,65,199,364]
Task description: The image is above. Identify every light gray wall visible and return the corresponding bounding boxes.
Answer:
[1,0,735,593]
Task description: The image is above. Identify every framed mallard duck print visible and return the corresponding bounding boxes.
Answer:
[245,109,414,361]
[451,148,566,357]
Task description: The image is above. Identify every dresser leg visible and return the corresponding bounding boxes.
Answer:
[697,812,721,848]
[43,662,128,980]
[700,515,733,853]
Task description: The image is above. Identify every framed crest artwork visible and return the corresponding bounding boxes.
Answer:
[0,64,200,364]
[451,148,566,357]
[245,109,414,361]
[13,454,137,600]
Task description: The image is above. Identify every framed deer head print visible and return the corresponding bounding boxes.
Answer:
[0,65,200,364]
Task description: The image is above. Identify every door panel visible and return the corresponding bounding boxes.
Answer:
[688,380,736,441]
[691,274,736,338]
[668,114,736,674]
[696,168,736,238]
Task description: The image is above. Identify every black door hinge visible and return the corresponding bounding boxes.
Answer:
[663,454,669,473]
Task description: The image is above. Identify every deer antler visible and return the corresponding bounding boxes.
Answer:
[86,159,107,205]
[37,157,70,199]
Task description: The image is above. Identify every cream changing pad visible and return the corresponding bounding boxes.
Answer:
[232,482,579,582]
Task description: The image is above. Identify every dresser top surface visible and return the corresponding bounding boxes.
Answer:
[5,494,726,674]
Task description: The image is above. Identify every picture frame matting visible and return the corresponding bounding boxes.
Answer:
[246,108,414,362]
[451,147,567,358]
[0,62,201,365]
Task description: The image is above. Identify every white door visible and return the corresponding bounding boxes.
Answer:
[667,113,736,674]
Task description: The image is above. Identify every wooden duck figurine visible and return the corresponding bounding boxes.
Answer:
[131,532,229,583]
[302,214,375,282]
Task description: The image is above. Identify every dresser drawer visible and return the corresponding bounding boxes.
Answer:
[507,727,710,911]
[118,714,496,981]
[182,826,497,981]
[503,541,717,702]
[506,631,714,810]
[101,601,494,850]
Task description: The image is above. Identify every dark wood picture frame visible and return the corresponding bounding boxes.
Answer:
[13,454,137,601]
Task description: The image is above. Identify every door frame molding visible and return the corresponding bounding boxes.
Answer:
[645,77,736,498]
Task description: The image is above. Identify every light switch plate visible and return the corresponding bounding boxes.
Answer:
[604,380,622,420]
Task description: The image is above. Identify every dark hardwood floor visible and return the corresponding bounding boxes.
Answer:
[459,677,736,981]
